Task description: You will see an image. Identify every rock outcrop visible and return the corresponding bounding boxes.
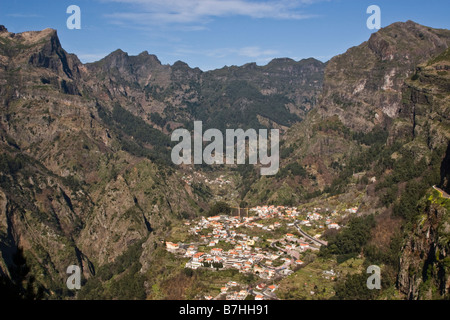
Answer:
[398,200,449,299]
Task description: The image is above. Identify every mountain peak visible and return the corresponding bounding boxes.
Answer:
[268,57,296,65]
[0,26,79,79]
[172,60,190,68]
[137,51,162,65]
[110,48,128,57]
[367,20,450,62]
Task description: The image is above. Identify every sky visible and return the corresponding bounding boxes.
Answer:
[1,0,449,71]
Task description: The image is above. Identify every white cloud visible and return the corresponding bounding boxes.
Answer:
[100,0,321,26]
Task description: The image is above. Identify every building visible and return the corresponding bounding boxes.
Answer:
[299,243,309,251]
[166,242,179,251]
[185,246,197,257]
[267,285,277,292]
[210,248,223,256]
[256,283,266,290]
[192,252,205,262]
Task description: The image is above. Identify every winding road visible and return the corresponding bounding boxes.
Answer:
[293,221,328,247]
[433,185,450,199]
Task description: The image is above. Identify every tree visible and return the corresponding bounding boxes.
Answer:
[207,201,231,216]
[334,272,377,300]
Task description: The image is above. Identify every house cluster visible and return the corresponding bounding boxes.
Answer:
[204,175,232,187]
[181,175,193,186]
[167,208,317,282]
[165,203,351,300]
[299,206,346,231]
[219,281,249,300]
[322,269,336,280]
[213,281,278,301]
[181,171,233,188]
[181,239,281,280]
[250,205,301,220]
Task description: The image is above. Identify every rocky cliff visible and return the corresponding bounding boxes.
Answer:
[0,26,207,297]
[85,49,325,133]
[245,21,450,206]
[398,194,450,299]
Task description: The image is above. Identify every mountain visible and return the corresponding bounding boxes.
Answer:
[0,26,204,297]
[0,21,449,300]
[0,25,324,298]
[243,21,450,299]
[396,47,450,299]
[85,50,325,133]
[243,21,450,206]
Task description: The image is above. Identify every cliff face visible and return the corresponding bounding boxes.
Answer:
[0,26,204,296]
[242,21,450,205]
[319,21,450,132]
[441,143,450,194]
[398,197,450,299]
[397,55,450,297]
[85,51,325,132]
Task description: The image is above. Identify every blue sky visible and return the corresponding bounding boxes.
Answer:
[1,0,449,71]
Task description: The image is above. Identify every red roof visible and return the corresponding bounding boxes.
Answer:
[193,252,205,258]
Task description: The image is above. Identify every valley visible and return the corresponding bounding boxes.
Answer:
[0,20,449,300]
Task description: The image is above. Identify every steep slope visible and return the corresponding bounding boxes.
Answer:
[397,192,449,300]
[85,51,325,132]
[244,21,450,207]
[395,47,450,300]
[0,26,203,298]
[0,24,325,299]
[240,22,450,301]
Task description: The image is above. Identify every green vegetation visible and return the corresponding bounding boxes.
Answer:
[334,272,377,300]
[320,214,376,263]
[149,112,166,127]
[352,127,389,146]
[314,116,351,138]
[280,144,295,159]
[187,79,301,132]
[206,201,231,217]
[427,47,450,65]
[275,162,307,179]
[323,128,393,196]
[0,248,44,300]
[78,240,145,299]
[96,103,172,164]
[0,152,25,175]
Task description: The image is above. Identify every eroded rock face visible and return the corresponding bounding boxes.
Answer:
[318,21,450,133]
[398,203,449,300]
[259,21,450,203]
[0,26,201,296]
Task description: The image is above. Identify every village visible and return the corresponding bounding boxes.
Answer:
[165,204,359,300]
